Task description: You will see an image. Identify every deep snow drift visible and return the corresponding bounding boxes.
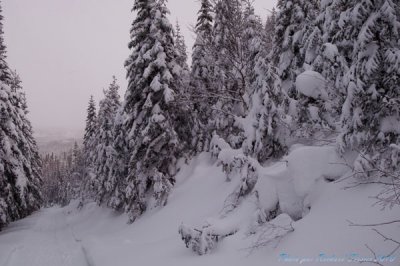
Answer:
[0,149,399,266]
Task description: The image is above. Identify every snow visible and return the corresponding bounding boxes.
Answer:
[380,116,400,134]
[286,145,350,198]
[0,151,399,266]
[150,74,162,92]
[322,43,339,62]
[296,71,328,100]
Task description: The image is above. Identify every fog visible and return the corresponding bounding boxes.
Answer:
[3,0,277,133]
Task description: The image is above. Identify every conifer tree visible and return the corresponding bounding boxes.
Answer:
[189,0,214,152]
[174,21,189,71]
[0,3,42,229]
[338,0,400,176]
[272,0,320,138]
[122,0,188,221]
[272,0,319,93]
[210,0,252,148]
[0,3,9,84]
[264,8,277,52]
[242,1,264,98]
[83,95,97,155]
[296,0,349,135]
[79,96,98,205]
[93,77,121,204]
[245,6,289,161]
[107,110,128,211]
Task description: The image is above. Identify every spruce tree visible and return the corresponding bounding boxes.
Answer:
[264,8,277,53]
[122,0,188,221]
[83,95,97,155]
[246,10,289,161]
[0,3,42,229]
[210,0,250,148]
[272,0,319,93]
[271,0,320,138]
[0,3,9,84]
[107,109,128,211]
[174,21,189,71]
[242,2,264,98]
[93,77,121,204]
[189,0,214,153]
[338,0,400,176]
[80,95,98,205]
[296,0,349,136]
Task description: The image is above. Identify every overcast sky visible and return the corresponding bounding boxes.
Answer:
[3,0,277,132]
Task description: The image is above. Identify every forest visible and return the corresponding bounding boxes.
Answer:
[0,0,399,265]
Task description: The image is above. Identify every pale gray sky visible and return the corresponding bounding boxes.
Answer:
[3,0,277,132]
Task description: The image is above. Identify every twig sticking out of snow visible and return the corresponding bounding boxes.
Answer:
[248,214,294,253]
[347,220,400,265]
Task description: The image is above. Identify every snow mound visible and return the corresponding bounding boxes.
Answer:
[295,71,328,100]
[286,145,350,198]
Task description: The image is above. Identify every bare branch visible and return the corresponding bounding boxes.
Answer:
[348,219,400,227]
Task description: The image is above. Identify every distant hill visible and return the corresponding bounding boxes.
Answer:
[34,127,83,155]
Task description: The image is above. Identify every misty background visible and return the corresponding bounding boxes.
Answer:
[3,0,277,139]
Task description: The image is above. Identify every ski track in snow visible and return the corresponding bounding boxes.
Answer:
[0,208,95,266]
[3,246,19,266]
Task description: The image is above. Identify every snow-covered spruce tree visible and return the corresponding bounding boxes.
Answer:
[93,77,121,205]
[273,0,318,93]
[242,1,265,98]
[10,70,42,186]
[174,21,189,72]
[239,1,288,161]
[307,0,349,115]
[10,70,27,111]
[0,82,43,229]
[246,33,289,162]
[209,0,256,148]
[72,141,85,175]
[69,142,85,200]
[122,0,190,222]
[264,8,277,53]
[189,0,214,153]
[173,21,191,93]
[106,109,128,211]
[338,0,400,177]
[79,96,98,205]
[0,5,42,229]
[83,95,98,156]
[0,4,9,84]
[272,0,320,137]
[288,0,353,140]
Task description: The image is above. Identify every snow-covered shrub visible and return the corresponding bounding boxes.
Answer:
[178,223,235,255]
[209,133,231,160]
[181,135,284,255]
[220,157,259,213]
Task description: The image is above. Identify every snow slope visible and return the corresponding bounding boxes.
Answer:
[0,152,399,266]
